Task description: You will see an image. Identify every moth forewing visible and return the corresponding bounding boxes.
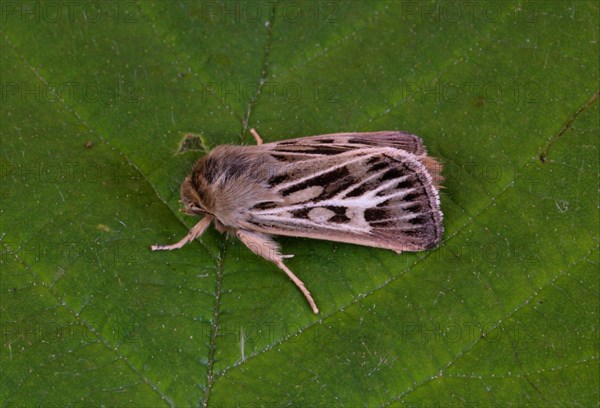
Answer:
[248,147,443,252]
[151,129,443,314]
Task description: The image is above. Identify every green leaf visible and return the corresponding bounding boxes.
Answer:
[1,1,598,406]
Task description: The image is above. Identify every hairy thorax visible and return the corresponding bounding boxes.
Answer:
[182,145,281,230]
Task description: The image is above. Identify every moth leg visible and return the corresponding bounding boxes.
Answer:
[249,128,263,145]
[151,216,212,251]
[236,229,319,314]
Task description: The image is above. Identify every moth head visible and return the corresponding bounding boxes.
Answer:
[180,176,207,216]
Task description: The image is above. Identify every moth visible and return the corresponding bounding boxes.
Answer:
[151,129,443,314]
